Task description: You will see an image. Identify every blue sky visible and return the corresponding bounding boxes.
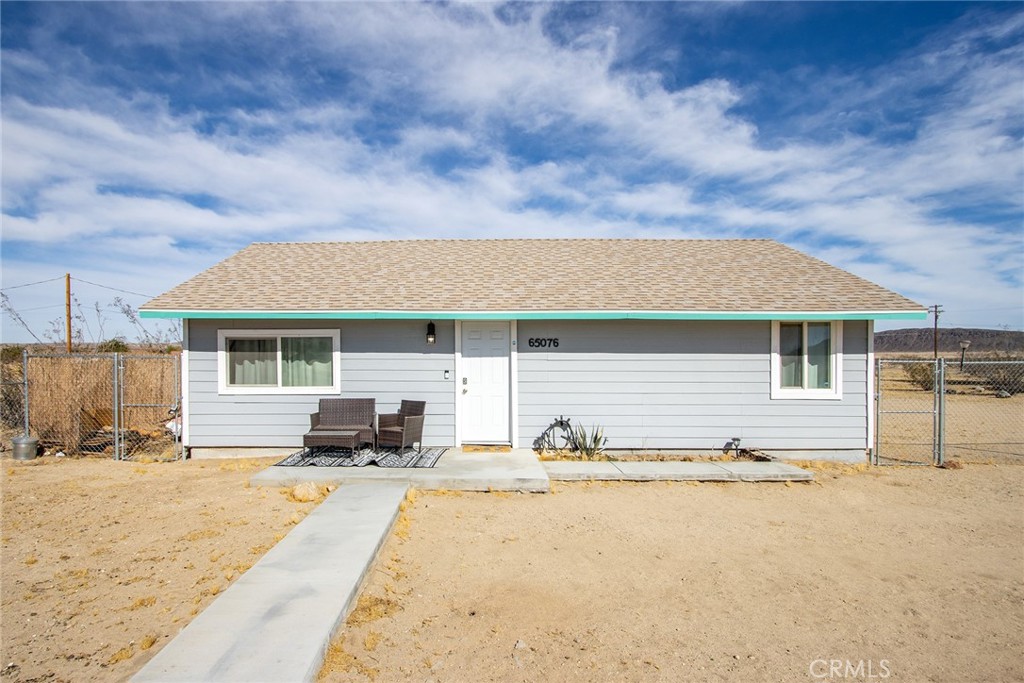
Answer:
[2,1,1022,344]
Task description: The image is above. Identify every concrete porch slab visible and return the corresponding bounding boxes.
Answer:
[248,448,550,493]
[132,482,408,683]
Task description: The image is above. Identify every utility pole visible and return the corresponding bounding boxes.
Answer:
[929,304,943,359]
[65,273,72,353]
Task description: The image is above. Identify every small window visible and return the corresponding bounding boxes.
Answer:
[771,321,843,399]
[228,338,278,387]
[218,329,340,394]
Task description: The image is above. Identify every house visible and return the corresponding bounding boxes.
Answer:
[139,239,926,461]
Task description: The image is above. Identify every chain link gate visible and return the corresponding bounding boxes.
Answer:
[14,352,182,461]
[874,359,943,465]
[117,354,182,460]
[875,358,1024,466]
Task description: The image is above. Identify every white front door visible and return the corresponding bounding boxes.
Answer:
[460,321,511,443]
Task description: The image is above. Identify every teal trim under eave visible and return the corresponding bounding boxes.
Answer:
[139,309,928,321]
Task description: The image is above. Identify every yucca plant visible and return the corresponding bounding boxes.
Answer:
[569,423,606,460]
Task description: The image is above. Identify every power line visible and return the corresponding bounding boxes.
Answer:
[0,276,64,292]
[16,304,66,313]
[942,306,1024,314]
[0,275,154,298]
[71,277,154,299]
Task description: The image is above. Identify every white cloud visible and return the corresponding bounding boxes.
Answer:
[2,2,1022,342]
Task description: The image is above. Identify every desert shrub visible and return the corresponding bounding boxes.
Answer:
[968,362,1024,395]
[96,337,131,353]
[903,363,935,391]
[1,345,25,364]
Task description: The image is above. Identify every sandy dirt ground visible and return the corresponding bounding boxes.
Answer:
[322,464,1024,683]
[0,456,321,682]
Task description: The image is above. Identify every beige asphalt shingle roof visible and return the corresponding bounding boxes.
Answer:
[141,239,923,314]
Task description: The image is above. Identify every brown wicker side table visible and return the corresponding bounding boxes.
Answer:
[303,429,361,456]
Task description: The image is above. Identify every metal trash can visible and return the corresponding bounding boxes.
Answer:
[11,436,39,461]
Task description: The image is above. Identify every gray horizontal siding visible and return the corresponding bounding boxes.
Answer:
[184,317,870,452]
[517,319,868,451]
[186,319,455,448]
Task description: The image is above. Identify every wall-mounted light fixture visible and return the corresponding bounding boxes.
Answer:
[959,339,970,370]
[426,321,436,345]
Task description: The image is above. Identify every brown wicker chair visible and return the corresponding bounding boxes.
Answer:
[306,398,375,449]
[377,400,426,452]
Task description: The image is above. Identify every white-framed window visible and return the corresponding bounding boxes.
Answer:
[770,321,843,400]
[217,329,341,395]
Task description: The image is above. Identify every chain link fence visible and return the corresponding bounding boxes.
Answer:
[1,351,181,461]
[944,360,1024,462]
[875,358,1024,465]
[1,355,27,452]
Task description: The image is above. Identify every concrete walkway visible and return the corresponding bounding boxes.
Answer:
[132,482,408,683]
[544,459,814,482]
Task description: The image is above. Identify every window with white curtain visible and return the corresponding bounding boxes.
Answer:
[218,329,340,394]
[771,321,843,399]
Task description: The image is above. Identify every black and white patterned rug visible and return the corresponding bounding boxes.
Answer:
[275,446,446,468]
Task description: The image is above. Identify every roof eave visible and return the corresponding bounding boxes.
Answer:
[139,308,929,321]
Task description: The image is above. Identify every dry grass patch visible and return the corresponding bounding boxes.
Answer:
[319,640,378,681]
[179,528,221,542]
[425,488,463,498]
[391,488,418,540]
[347,595,401,626]
[128,596,157,610]
[363,631,383,652]
[788,459,873,476]
[215,457,279,472]
[107,644,134,665]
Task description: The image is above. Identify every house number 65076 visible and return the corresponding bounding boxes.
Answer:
[528,338,559,348]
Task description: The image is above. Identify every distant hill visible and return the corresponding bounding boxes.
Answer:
[874,327,1024,353]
